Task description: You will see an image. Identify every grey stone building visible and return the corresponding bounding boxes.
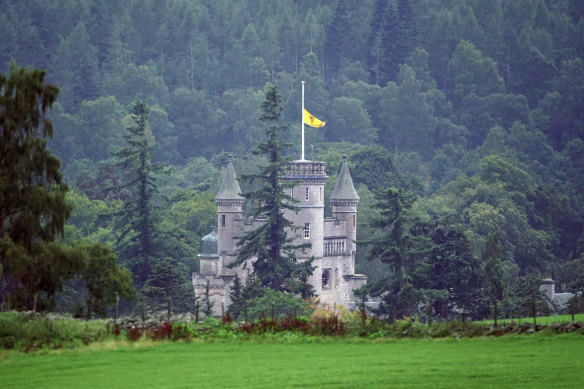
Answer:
[192,156,367,315]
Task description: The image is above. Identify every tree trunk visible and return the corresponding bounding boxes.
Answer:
[87,293,93,320]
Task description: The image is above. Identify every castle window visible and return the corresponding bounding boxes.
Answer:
[322,269,330,288]
[304,223,310,239]
[353,215,356,227]
[221,214,226,227]
[291,187,294,197]
[305,187,309,201]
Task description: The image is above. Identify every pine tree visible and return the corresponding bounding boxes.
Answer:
[112,100,167,285]
[396,0,416,65]
[359,187,417,319]
[201,279,214,317]
[368,0,400,85]
[142,258,194,314]
[231,83,314,295]
[227,273,243,318]
[324,0,353,80]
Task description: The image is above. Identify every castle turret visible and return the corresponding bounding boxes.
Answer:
[330,156,359,256]
[198,229,219,275]
[215,157,244,261]
[281,160,327,258]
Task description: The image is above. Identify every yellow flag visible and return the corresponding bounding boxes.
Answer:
[303,108,325,128]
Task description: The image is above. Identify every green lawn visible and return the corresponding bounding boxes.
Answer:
[1,334,583,388]
[476,313,584,325]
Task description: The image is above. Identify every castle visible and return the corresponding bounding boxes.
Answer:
[192,157,367,315]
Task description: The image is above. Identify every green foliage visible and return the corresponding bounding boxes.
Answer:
[78,243,135,318]
[233,84,314,295]
[0,66,81,311]
[349,145,399,191]
[502,273,553,321]
[227,274,243,319]
[112,100,168,285]
[200,279,214,317]
[245,288,313,321]
[2,0,583,316]
[142,258,193,315]
[0,312,112,351]
[447,40,505,105]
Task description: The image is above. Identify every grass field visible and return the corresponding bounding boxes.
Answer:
[1,333,583,388]
[476,313,584,326]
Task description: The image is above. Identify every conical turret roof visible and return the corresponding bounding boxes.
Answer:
[330,156,359,201]
[215,159,244,201]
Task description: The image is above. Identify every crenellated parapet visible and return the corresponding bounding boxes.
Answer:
[283,160,327,177]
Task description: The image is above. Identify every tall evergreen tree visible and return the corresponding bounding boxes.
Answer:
[231,83,314,295]
[142,258,194,314]
[227,273,243,318]
[324,0,353,81]
[396,0,416,63]
[112,100,166,285]
[0,66,83,311]
[359,187,417,318]
[376,1,401,85]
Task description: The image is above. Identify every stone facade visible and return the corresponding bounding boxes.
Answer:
[193,157,367,315]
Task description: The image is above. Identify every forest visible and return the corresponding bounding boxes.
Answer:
[1,0,583,319]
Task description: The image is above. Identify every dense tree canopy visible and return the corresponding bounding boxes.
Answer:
[1,0,583,316]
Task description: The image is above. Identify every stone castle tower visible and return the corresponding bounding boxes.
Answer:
[193,156,367,315]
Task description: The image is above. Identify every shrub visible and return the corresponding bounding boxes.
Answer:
[246,289,313,321]
[311,315,346,336]
[0,336,15,349]
[149,322,173,340]
[126,326,142,341]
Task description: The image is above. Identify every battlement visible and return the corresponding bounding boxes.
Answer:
[284,160,327,177]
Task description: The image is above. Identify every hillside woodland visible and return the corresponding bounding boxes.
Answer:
[1,0,584,319]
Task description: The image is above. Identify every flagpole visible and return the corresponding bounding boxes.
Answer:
[301,80,305,161]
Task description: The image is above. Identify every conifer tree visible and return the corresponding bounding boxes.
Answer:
[368,0,400,85]
[359,187,417,319]
[0,66,83,311]
[112,100,166,285]
[227,273,243,318]
[201,279,214,317]
[231,83,314,295]
[142,258,194,314]
[324,0,353,80]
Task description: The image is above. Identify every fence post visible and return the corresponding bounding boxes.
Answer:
[141,294,145,322]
